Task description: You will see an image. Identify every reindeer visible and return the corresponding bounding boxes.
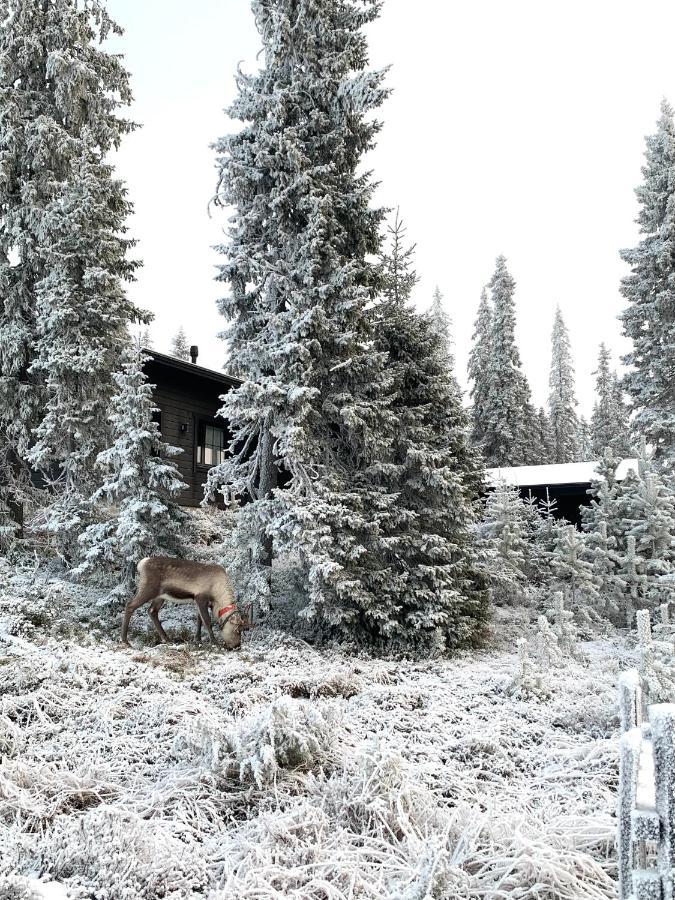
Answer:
[121,557,252,649]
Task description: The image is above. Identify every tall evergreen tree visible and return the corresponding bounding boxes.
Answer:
[535,407,555,464]
[620,100,675,469]
[468,287,493,451]
[577,415,593,461]
[206,0,444,644]
[429,285,454,370]
[171,327,191,361]
[590,343,632,457]
[0,0,142,546]
[548,306,579,463]
[480,256,532,466]
[372,214,488,647]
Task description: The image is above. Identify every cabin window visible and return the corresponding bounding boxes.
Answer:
[197,421,226,467]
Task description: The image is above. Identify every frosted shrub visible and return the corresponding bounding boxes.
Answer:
[549,591,580,659]
[507,638,552,700]
[322,739,445,843]
[235,696,336,788]
[34,806,209,900]
[535,614,563,669]
[0,876,44,900]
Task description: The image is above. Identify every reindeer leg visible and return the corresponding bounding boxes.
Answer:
[121,592,151,645]
[148,598,171,644]
[196,594,217,644]
[195,610,203,644]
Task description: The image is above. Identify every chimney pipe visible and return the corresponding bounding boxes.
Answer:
[190,345,198,365]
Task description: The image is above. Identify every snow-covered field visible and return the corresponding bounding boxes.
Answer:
[0,559,632,899]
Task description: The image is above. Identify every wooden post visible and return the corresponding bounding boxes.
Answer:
[618,669,642,733]
[619,727,642,899]
[650,704,675,900]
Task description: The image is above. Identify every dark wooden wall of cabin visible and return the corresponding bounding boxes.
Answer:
[518,483,590,527]
[144,359,234,507]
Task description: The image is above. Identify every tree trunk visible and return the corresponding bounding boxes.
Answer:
[257,418,278,568]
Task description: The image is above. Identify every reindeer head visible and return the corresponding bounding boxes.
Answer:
[218,602,254,649]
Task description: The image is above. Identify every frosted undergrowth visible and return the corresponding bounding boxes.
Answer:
[0,559,627,899]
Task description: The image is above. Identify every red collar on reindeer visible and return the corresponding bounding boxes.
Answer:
[217,603,237,619]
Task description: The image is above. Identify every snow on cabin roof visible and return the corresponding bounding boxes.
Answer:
[486,459,639,488]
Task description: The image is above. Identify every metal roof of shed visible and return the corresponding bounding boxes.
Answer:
[486,459,639,488]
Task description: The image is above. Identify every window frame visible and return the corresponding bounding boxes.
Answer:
[194,417,227,470]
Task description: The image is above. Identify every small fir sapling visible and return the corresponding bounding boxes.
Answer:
[548,306,579,464]
[617,535,648,627]
[620,100,675,470]
[76,349,189,597]
[548,590,580,658]
[636,608,675,705]
[619,464,675,598]
[170,327,191,361]
[551,525,598,610]
[586,521,623,619]
[479,482,530,603]
[508,637,551,700]
[581,448,623,541]
[535,614,564,669]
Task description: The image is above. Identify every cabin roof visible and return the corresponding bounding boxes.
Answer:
[486,459,639,488]
[144,349,242,389]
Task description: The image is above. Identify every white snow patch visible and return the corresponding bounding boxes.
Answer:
[487,458,639,487]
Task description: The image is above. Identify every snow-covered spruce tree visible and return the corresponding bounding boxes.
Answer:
[479,482,530,604]
[372,213,488,647]
[171,327,191,361]
[615,452,675,597]
[534,407,555,464]
[616,535,647,625]
[581,448,623,539]
[548,306,579,464]
[577,416,593,462]
[429,285,454,370]
[620,100,675,470]
[480,257,532,466]
[590,343,632,458]
[76,349,188,597]
[551,524,597,610]
[468,287,493,452]
[586,520,621,617]
[207,0,469,645]
[0,0,142,551]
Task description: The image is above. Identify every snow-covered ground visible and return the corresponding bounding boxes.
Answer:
[0,559,633,899]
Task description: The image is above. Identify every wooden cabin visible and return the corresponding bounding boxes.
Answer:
[486,459,638,525]
[143,348,241,507]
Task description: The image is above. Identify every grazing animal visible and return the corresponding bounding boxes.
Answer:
[121,556,252,649]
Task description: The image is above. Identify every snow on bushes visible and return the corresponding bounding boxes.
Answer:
[1,568,625,898]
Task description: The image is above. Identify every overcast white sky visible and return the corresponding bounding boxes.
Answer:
[109,0,675,416]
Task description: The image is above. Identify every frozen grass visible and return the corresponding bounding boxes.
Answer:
[0,558,629,899]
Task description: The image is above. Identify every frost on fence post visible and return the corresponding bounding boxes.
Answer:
[618,727,642,899]
[649,704,675,900]
[618,669,642,733]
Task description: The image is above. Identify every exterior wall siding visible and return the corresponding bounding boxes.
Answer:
[144,356,236,508]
